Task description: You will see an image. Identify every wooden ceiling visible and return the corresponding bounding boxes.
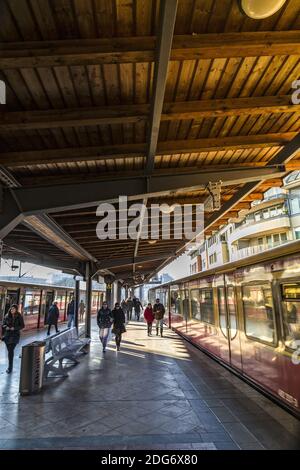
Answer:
[0,0,300,283]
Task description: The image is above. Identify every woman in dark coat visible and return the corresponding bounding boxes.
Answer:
[111,302,126,351]
[2,304,25,374]
[47,301,60,336]
[97,301,113,353]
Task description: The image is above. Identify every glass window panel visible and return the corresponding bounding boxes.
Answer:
[280,232,287,241]
[23,291,40,316]
[218,287,227,337]
[199,288,214,324]
[170,289,182,316]
[190,289,201,321]
[282,300,300,349]
[182,290,190,319]
[227,286,237,339]
[242,284,276,344]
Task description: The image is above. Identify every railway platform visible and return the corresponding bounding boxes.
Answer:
[0,319,299,451]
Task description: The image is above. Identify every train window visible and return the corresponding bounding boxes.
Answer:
[182,290,190,319]
[218,287,228,338]
[170,289,182,316]
[23,290,41,316]
[227,286,237,339]
[281,283,300,349]
[190,289,201,321]
[199,288,214,324]
[242,284,276,344]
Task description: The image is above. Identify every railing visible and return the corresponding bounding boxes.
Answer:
[230,239,291,262]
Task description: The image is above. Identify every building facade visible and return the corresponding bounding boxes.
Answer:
[189,171,300,274]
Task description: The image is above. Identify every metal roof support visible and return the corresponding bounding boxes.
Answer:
[4,166,286,217]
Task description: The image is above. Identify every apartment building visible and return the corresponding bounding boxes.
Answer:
[189,171,300,274]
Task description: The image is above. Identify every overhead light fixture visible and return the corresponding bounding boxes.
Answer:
[160,204,177,214]
[148,240,158,245]
[241,0,287,19]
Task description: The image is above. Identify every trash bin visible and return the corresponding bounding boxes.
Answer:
[19,341,46,395]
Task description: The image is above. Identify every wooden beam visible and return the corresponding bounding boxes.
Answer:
[145,0,178,174]
[0,31,299,68]
[1,132,296,167]
[1,96,297,131]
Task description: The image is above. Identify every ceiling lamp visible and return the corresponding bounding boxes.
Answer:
[241,0,287,19]
[148,239,158,245]
[160,203,177,214]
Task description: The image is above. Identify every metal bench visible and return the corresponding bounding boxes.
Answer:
[44,327,90,379]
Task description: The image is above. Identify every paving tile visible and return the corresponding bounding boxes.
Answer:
[1,320,298,451]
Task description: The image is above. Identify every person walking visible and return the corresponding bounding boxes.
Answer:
[67,297,75,328]
[97,301,113,353]
[79,300,85,323]
[2,304,25,374]
[47,301,59,335]
[133,298,143,321]
[144,303,154,336]
[111,302,126,351]
[153,298,165,337]
[121,299,128,322]
[126,297,133,322]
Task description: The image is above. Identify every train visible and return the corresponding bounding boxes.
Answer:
[149,240,300,418]
[0,279,105,331]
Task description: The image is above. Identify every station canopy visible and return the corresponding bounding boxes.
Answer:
[0,0,299,285]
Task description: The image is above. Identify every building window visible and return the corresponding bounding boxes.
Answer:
[242,284,276,344]
[273,233,280,245]
[254,212,261,222]
[280,232,288,242]
[209,252,217,264]
[295,228,300,240]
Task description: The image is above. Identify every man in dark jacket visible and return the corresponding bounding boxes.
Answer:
[47,301,60,336]
[133,298,143,321]
[126,297,133,322]
[153,298,165,337]
[111,303,126,351]
[67,297,75,328]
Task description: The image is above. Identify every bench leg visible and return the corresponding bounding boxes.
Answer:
[44,359,69,379]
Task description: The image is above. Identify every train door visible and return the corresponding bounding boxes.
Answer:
[217,278,242,369]
[226,285,242,370]
[45,291,54,322]
[5,289,20,314]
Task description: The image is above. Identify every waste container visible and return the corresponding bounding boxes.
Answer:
[19,341,46,395]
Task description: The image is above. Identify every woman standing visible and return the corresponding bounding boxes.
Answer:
[111,303,126,351]
[144,303,154,336]
[2,304,25,374]
[97,301,112,353]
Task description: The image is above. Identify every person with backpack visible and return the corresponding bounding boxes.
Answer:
[153,298,166,337]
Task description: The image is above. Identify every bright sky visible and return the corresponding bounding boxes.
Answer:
[0,259,61,279]
[158,252,190,281]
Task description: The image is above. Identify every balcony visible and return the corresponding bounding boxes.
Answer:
[228,215,290,245]
[230,238,290,262]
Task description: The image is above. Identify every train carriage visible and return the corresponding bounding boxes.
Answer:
[149,240,300,417]
[0,280,105,332]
